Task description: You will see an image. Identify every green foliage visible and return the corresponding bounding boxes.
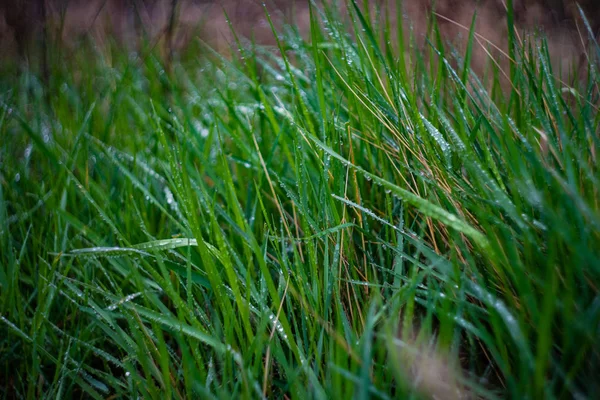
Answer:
[1,1,599,398]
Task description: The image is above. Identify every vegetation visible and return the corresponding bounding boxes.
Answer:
[1,1,599,398]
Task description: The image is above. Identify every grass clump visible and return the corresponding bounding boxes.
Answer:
[1,1,599,398]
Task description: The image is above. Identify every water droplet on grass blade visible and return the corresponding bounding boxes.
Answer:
[24,144,33,159]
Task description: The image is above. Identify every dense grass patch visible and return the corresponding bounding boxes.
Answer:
[1,1,599,398]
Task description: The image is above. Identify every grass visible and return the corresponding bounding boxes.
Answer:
[1,1,599,398]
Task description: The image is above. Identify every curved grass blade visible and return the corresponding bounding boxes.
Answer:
[307,133,490,249]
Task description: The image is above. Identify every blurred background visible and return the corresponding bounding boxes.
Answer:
[1,0,599,70]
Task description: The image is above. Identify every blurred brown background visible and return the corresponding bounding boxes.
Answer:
[1,0,598,68]
[0,0,307,59]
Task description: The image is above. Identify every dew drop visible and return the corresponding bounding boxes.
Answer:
[24,144,33,159]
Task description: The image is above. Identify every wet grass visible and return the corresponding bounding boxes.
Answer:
[1,1,599,398]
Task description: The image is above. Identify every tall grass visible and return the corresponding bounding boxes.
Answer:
[1,1,599,398]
